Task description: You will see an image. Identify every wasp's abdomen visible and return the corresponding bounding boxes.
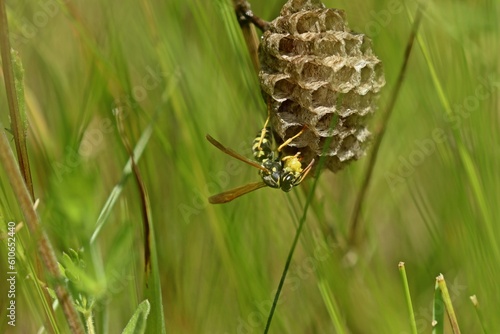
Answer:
[252,127,274,162]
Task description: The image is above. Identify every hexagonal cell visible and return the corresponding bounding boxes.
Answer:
[338,135,358,160]
[311,85,337,108]
[293,86,313,108]
[274,110,301,125]
[321,9,346,32]
[359,36,373,55]
[325,156,344,172]
[357,91,375,114]
[283,125,311,147]
[317,135,341,155]
[316,36,343,56]
[277,99,302,114]
[274,17,292,34]
[281,0,324,16]
[274,78,296,99]
[360,65,372,84]
[296,11,321,33]
[331,66,358,92]
[315,113,339,135]
[336,91,359,117]
[344,37,362,56]
[301,62,332,83]
[277,36,295,56]
[261,55,287,75]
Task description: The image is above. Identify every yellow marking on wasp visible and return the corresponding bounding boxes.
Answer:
[282,152,302,173]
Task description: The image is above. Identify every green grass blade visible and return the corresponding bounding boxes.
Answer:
[318,278,346,334]
[399,262,417,334]
[89,121,153,244]
[436,274,461,334]
[122,300,151,334]
[264,113,337,333]
[433,274,445,334]
[410,4,500,260]
[470,295,488,334]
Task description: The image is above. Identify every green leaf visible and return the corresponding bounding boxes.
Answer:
[121,300,151,334]
[432,276,445,334]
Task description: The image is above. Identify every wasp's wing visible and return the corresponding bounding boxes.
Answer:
[206,134,269,173]
[209,182,267,204]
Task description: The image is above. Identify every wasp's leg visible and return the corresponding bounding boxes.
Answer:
[281,152,301,162]
[254,98,272,151]
[277,126,307,152]
[295,158,315,184]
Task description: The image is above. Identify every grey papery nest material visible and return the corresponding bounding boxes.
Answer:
[259,0,385,172]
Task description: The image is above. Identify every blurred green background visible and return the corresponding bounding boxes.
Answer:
[0,0,499,333]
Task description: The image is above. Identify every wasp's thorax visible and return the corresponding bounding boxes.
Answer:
[253,127,307,192]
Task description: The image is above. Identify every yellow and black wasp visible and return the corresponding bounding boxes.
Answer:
[206,110,314,204]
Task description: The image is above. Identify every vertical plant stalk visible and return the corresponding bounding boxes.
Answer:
[113,107,166,334]
[469,295,488,334]
[348,3,426,246]
[0,130,85,334]
[433,273,445,334]
[264,116,336,333]
[412,5,499,259]
[436,274,462,334]
[114,109,152,276]
[0,0,34,199]
[0,3,83,333]
[398,262,418,334]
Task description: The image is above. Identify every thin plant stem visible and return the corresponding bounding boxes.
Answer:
[436,274,462,334]
[264,117,336,333]
[0,0,34,198]
[114,108,152,276]
[0,129,85,334]
[348,2,426,246]
[399,262,418,334]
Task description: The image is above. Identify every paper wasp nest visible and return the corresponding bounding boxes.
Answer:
[259,0,385,172]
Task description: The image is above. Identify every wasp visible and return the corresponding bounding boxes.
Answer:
[206,110,314,204]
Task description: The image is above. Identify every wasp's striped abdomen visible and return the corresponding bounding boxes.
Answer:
[252,127,274,162]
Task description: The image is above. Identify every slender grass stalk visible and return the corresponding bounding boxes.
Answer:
[114,109,152,276]
[436,274,461,334]
[348,3,426,246]
[89,124,153,243]
[432,273,445,334]
[0,0,34,198]
[264,115,337,333]
[0,130,85,333]
[0,2,85,332]
[411,6,500,260]
[318,278,347,334]
[399,262,418,334]
[470,295,488,334]
[114,107,166,333]
[2,45,60,334]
